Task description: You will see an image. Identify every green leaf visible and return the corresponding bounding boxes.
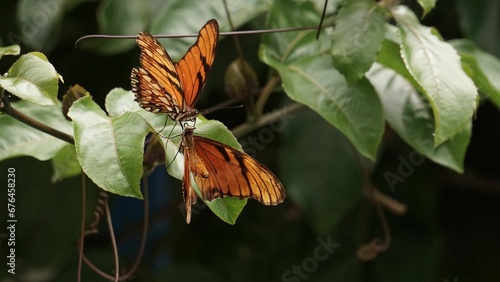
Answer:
[376,26,422,93]
[260,0,325,62]
[51,144,81,182]
[0,45,20,59]
[105,87,173,134]
[0,52,60,105]
[92,0,150,54]
[261,0,384,160]
[392,6,478,146]
[149,0,271,59]
[417,0,436,17]
[0,100,72,161]
[280,107,364,235]
[105,87,144,117]
[367,64,470,172]
[97,0,149,35]
[68,96,149,198]
[17,0,65,51]
[331,0,386,83]
[457,0,500,56]
[262,53,384,160]
[450,39,500,110]
[94,0,271,55]
[159,118,248,224]
[200,196,247,225]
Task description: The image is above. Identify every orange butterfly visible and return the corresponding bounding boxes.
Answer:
[181,125,286,223]
[130,19,219,122]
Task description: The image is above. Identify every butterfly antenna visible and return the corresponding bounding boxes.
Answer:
[148,116,174,139]
[199,104,244,116]
[164,131,184,170]
[163,121,179,155]
[154,116,170,136]
[165,145,182,170]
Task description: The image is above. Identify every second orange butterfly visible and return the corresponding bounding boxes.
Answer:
[181,125,286,223]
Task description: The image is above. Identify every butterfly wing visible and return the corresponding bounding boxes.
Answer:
[132,31,186,118]
[175,19,219,108]
[131,67,178,114]
[191,135,285,205]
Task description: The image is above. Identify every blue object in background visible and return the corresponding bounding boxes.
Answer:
[109,165,173,273]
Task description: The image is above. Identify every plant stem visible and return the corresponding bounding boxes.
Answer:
[0,97,74,144]
[231,102,303,138]
[254,75,281,118]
